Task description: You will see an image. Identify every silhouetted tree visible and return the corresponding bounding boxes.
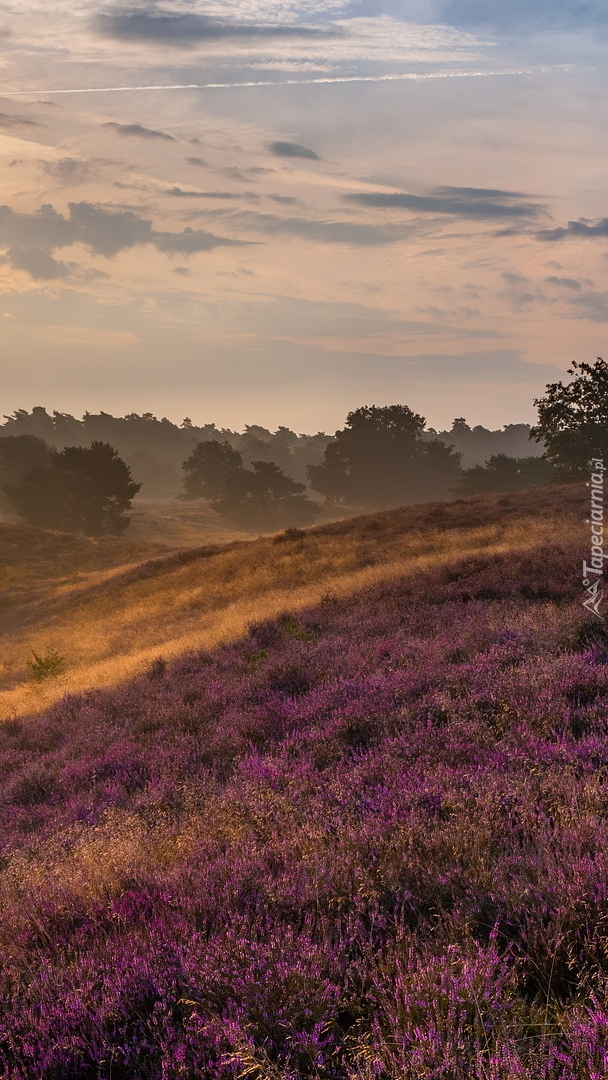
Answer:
[4,441,141,535]
[530,357,608,479]
[308,404,461,508]
[182,440,244,500]
[219,460,318,529]
[0,435,52,515]
[455,454,554,495]
[182,440,318,528]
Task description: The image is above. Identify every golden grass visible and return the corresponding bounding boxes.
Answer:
[0,485,586,722]
[127,497,256,547]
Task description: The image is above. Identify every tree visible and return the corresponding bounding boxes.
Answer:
[4,441,141,535]
[308,404,461,508]
[0,435,52,516]
[530,357,608,479]
[217,460,318,529]
[451,417,471,432]
[181,440,319,529]
[455,454,554,495]
[182,440,244,501]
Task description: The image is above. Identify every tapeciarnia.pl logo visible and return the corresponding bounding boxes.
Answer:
[582,458,606,620]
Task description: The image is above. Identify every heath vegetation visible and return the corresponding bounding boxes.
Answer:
[0,485,583,719]
[1,486,607,1077]
[2,367,608,1077]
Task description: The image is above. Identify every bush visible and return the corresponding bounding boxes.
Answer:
[26,648,65,682]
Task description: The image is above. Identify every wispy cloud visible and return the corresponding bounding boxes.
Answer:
[269,194,303,205]
[94,8,341,47]
[40,158,95,184]
[545,274,582,290]
[104,122,176,141]
[537,218,608,241]
[166,187,248,199]
[345,185,545,220]
[207,209,418,245]
[0,111,40,128]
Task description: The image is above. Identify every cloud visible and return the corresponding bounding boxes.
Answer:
[537,218,608,241]
[0,201,247,278]
[8,247,70,281]
[216,210,414,245]
[545,275,582,290]
[221,166,273,182]
[499,270,545,308]
[186,157,209,168]
[438,185,528,198]
[0,203,74,253]
[40,158,94,185]
[344,185,544,220]
[0,112,40,129]
[268,141,320,160]
[94,9,339,47]
[152,226,247,254]
[269,194,303,206]
[566,289,608,323]
[66,201,153,256]
[166,187,245,199]
[104,122,176,141]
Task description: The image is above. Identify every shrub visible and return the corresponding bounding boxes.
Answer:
[26,648,65,682]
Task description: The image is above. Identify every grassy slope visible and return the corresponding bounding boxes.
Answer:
[0,485,585,719]
[1,484,607,1077]
[127,497,258,548]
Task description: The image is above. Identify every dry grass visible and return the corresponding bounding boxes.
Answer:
[127,497,257,547]
[0,485,586,721]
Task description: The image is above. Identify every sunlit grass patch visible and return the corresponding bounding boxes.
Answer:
[0,485,586,720]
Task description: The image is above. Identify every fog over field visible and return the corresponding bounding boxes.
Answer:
[0,0,606,430]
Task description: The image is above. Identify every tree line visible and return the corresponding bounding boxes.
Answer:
[0,406,543,498]
[1,359,605,535]
[0,409,332,497]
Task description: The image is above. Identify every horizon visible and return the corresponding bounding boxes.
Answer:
[0,400,540,437]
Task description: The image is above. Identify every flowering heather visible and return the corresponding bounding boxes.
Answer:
[2,528,608,1077]
[0,484,585,717]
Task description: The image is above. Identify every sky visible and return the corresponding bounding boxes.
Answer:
[0,0,606,433]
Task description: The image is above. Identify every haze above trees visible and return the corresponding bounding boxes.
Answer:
[5,358,607,537]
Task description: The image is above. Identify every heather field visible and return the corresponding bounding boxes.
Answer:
[0,487,584,718]
[4,485,608,1077]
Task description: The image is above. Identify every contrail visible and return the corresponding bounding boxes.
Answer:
[0,64,578,97]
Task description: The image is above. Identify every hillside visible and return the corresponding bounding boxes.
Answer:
[1,484,607,1078]
[0,485,585,719]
